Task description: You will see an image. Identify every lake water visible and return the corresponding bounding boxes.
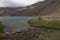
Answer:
[0,16,34,32]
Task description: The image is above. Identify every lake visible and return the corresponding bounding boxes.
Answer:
[0,16,34,32]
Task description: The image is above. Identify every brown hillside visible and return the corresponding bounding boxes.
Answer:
[0,0,60,16]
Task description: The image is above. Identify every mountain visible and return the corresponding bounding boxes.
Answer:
[0,0,60,16]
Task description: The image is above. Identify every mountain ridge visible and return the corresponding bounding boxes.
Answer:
[0,0,60,16]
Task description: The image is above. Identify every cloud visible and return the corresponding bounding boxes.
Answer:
[0,0,44,7]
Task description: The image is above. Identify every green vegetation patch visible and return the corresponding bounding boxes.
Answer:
[0,22,4,40]
[28,17,60,30]
[0,34,3,40]
[0,22,4,33]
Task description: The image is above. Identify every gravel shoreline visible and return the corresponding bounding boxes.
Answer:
[3,27,60,40]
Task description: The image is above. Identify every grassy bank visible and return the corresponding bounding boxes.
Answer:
[0,22,4,40]
[28,16,60,30]
[0,34,3,40]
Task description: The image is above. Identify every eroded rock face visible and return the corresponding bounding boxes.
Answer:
[3,27,60,40]
[0,0,60,16]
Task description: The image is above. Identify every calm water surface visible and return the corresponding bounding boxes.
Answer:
[0,16,34,32]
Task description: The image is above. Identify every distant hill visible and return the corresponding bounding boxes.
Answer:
[0,0,60,16]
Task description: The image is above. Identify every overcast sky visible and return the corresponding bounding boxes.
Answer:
[0,0,44,7]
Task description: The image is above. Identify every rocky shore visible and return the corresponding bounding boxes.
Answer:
[3,27,60,40]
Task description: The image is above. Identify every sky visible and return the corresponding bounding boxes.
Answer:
[0,0,44,7]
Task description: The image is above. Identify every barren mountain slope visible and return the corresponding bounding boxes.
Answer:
[0,0,60,16]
